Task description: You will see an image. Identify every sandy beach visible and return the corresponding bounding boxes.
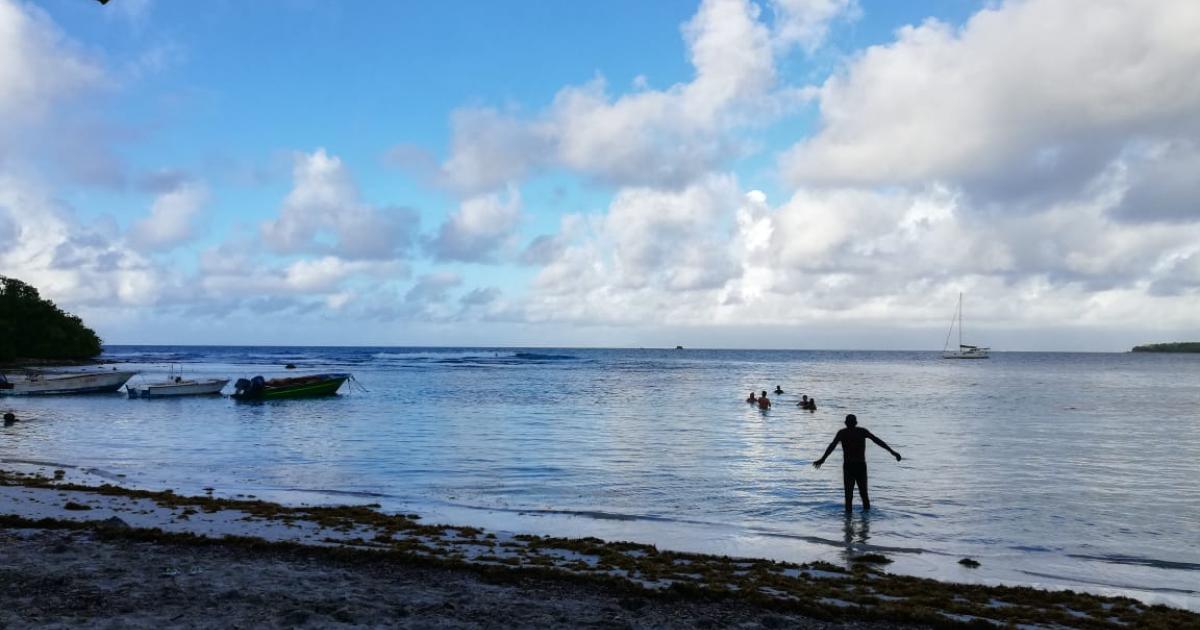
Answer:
[2,463,1196,629]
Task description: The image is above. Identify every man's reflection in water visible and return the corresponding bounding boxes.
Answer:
[843,512,871,553]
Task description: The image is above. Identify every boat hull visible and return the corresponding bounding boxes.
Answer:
[0,371,138,396]
[231,373,350,400]
[127,378,229,398]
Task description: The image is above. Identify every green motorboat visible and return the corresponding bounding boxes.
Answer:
[231,373,350,400]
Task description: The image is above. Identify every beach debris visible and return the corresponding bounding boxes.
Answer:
[100,516,131,530]
[285,363,297,369]
[63,501,92,511]
[53,469,65,480]
[161,566,181,577]
[849,553,892,565]
[959,558,981,568]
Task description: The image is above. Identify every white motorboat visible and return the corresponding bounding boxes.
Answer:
[126,376,229,398]
[942,293,990,359]
[0,370,138,395]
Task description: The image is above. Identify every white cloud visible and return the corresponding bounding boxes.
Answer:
[0,172,160,307]
[262,149,418,260]
[523,170,1200,338]
[780,0,1200,206]
[431,186,522,262]
[419,0,846,194]
[0,0,104,128]
[528,175,744,323]
[128,181,209,251]
[769,0,858,53]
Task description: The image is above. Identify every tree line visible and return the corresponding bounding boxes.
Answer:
[0,276,102,361]
[1130,342,1200,353]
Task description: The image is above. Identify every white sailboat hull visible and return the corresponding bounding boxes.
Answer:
[942,349,990,359]
[127,378,229,398]
[0,370,138,396]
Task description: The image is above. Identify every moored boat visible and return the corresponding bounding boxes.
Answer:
[942,293,990,359]
[231,373,350,400]
[127,377,230,399]
[0,370,138,396]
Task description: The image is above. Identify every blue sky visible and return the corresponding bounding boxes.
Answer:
[3,0,1199,350]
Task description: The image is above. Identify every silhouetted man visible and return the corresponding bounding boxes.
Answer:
[813,414,901,512]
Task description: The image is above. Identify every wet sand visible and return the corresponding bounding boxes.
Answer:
[0,527,904,629]
[1,464,1196,629]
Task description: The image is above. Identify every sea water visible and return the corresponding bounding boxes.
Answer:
[2,347,1198,609]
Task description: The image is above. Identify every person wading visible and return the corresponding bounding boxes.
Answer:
[812,414,901,512]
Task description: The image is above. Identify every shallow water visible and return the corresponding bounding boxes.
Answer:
[2,346,1198,609]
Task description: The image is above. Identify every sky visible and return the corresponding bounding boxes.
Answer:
[1,0,1198,351]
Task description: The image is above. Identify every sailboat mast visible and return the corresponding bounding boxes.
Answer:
[958,292,963,349]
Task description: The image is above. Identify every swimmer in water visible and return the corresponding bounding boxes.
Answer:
[797,394,809,407]
[774,385,784,395]
[757,391,771,409]
[812,414,901,512]
[747,391,757,404]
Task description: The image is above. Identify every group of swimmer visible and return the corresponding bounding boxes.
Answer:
[744,388,902,512]
[746,385,817,410]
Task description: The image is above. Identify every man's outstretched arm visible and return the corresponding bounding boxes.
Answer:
[866,431,902,461]
[812,433,841,468]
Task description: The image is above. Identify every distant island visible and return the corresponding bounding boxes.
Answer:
[0,276,102,363]
[1131,342,1200,353]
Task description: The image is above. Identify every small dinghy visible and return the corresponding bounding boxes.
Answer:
[127,376,229,398]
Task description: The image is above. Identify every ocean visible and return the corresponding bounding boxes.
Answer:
[2,346,1198,609]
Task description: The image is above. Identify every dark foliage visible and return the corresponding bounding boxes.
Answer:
[1131,342,1200,353]
[0,276,102,361]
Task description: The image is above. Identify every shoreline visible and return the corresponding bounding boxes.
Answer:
[1,465,1195,628]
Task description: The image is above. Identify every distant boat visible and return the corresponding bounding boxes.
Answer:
[127,377,229,399]
[231,373,350,400]
[0,369,138,395]
[942,293,990,359]
[675,345,684,350]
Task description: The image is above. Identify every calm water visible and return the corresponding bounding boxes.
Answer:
[2,346,1198,608]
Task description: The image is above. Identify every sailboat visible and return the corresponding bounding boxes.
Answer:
[942,293,990,359]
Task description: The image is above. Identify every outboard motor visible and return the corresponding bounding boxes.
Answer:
[233,375,266,399]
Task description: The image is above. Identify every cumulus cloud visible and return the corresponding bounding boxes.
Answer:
[522,168,1200,337]
[431,186,522,262]
[780,0,1200,208]
[405,271,462,304]
[0,173,160,307]
[193,250,405,307]
[128,181,209,251]
[406,0,854,195]
[769,0,858,53]
[262,149,418,260]
[528,175,744,324]
[0,0,104,127]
